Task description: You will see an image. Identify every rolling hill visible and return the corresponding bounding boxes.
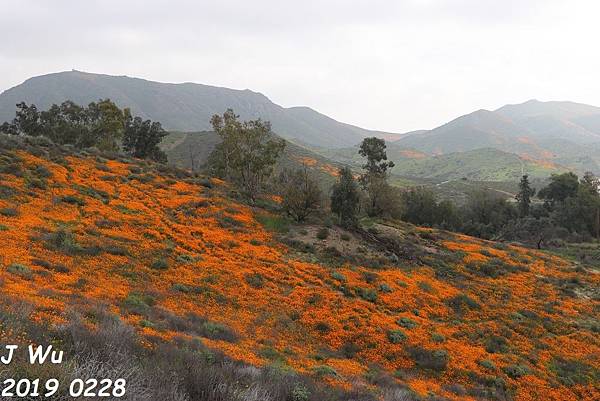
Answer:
[0,136,598,401]
[0,70,395,148]
[393,100,600,175]
[391,148,567,182]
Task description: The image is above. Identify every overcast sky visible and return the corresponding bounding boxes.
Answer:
[1,0,600,132]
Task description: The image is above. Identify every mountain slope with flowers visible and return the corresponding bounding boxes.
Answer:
[0,136,598,401]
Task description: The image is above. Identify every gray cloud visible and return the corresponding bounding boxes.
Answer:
[1,0,600,132]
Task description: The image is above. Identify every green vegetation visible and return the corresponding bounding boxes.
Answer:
[279,167,322,222]
[1,100,167,161]
[358,137,402,218]
[207,109,285,200]
[7,263,32,279]
[331,167,360,227]
[392,148,563,182]
[387,329,407,344]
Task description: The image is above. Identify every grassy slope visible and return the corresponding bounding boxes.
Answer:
[0,138,598,401]
[391,148,565,182]
[318,145,560,204]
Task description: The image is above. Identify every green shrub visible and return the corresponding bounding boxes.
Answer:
[42,228,82,254]
[172,283,191,293]
[485,335,509,354]
[362,271,378,283]
[139,319,155,328]
[217,214,245,230]
[431,333,446,343]
[503,364,530,379]
[201,322,234,339]
[60,195,86,206]
[150,258,169,270]
[103,244,128,256]
[25,176,47,190]
[316,227,329,240]
[0,207,18,217]
[123,293,156,315]
[198,178,213,188]
[176,254,195,264]
[94,219,121,228]
[0,184,16,199]
[417,281,434,293]
[387,329,407,344]
[469,258,523,278]
[74,184,110,202]
[258,346,284,362]
[312,365,338,378]
[397,317,418,329]
[0,224,8,231]
[408,346,449,371]
[479,359,497,371]
[357,287,378,302]
[245,272,265,289]
[256,214,290,233]
[339,342,360,359]
[446,293,480,314]
[378,283,393,293]
[315,322,331,333]
[33,164,52,178]
[291,384,310,401]
[549,357,598,386]
[331,271,347,282]
[31,258,69,273]
[340,233,351,241]
[283,238,316,253]
[0,163,23,176]
[7,263,32,279]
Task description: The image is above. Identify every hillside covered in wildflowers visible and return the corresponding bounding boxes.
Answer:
[0,135,598,401]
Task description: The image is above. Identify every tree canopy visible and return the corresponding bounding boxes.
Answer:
[1,100,167,161]
[208,109,285,200]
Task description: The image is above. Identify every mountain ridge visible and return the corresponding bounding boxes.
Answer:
[393,99,600,174]
[0,70,397,149]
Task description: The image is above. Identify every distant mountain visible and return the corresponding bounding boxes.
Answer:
[396,109,531,154]
[393,99,600,174]
[496,99,600,143]
[0,70,395,148]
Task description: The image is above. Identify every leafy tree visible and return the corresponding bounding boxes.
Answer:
[358,137,395,216]
[358,137,395,176]
[401,188,438,226]
[2,100,167,161]
[82,99,127,151]
[462,190,517,239]
[538,172,579,206]
[502,217,565,249]
[208,109,285,200]
[280,167,322,222]
[123,114,168,162]
[580,171,600,194]
[436,199,462,231]
[580,172,600,238]
[0,121,17,135]
[401,188,461,230]
[331,167,360,227]
[515,174,536,217]
[8,102,42,136]
[45,101,88,145]
[536,172,600,239]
